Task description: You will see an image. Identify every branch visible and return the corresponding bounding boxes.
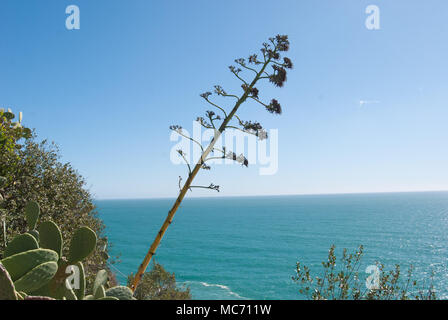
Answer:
[190,183,220,192]
[178,176,182,192]
[172,129,204,153]
[177,150,191,176]
[196,117,214,129]
[229,66,248,85]
[225,125,257,136]
[235,61,259,74]
[221,93,240,100]
[203,97,228,118]
[204,156,224,162]
[249,96,269,108]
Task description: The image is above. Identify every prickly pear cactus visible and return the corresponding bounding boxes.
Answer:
[0,201,132,301]
[0,263,17,300]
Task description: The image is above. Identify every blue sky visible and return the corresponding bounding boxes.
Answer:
[1,0,447,199]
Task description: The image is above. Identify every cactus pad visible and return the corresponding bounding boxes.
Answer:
[14,261,58,293]
[68,227,97,264]
[4,233,39,258]
[39,221,63,258]
[64,286,78,300]
[94,285,106,299]
[105,286,134,300]
[93,269,108,297]
[0,263,17,300]
[27,230,39,242]
[24,201,40,230]
[1,248,59,281]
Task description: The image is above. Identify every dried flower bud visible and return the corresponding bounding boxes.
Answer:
[283,57,293,69]
[229,65,242,74]
[250,87,259,99]
[214,85,227,96]
[235,58,246,66]
[225,151,237,161]
[209,184,220,192]
[170,125,183,133]
[196,117,212,128]
[200,92,212,99]
[268,50,280,60]
[243,121,263,131]
[206,110,215,118]
[266,99,282,114]
[241,85,259,99]
[275,34,290,51]
[235,154,249,167]
[248,54,259,64]
[257,129,268,140]
[270,65,287,87]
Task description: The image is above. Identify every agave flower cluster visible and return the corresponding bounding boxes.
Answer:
[169,34,292,193]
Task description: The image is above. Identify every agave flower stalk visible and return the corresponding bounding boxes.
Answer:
[131,35,293,291]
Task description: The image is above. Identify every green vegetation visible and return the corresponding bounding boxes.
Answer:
[0,201,133,300]
[0,109,110,288]
[0,109,32,184]
[293,245,437,300]
[0,110,192,300]
[128,262,191,300]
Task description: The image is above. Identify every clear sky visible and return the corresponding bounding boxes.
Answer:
[1,0,447,199]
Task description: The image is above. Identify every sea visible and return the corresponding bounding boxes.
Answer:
[96,191,448,300]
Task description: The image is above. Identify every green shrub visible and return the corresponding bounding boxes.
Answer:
[293,245,437,300]
[128,262,191,300]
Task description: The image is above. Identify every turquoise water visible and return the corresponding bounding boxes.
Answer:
[97,192,448,299]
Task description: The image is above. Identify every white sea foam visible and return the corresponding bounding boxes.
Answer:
[182,281,248,300]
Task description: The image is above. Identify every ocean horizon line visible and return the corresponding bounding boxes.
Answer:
[94,189,448,201]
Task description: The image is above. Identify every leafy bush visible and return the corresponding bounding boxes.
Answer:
[128,262,191,300]
[293,245,437,300]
